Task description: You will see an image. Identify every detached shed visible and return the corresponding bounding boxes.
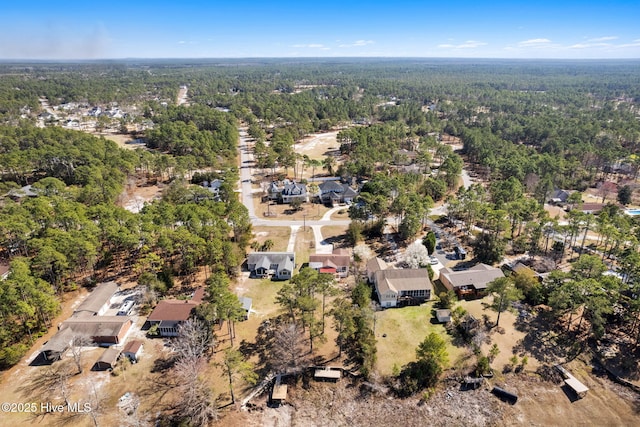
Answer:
[94,347,121,371]
[436,309,451,323]
[271,374,288,405]
[565,377,589,399]
[314,367,341,382]
[122,340,143,362]
[240,297,252,320]
[555,364,589,398]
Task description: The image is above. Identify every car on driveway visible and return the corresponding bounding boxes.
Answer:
[429,256,439,265]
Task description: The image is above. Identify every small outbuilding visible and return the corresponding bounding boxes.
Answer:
[122,340,143,363]
[94,347,121,371]
[271,375,288,405]
[314,367,341,382]
[565,377,589,399]
[436,309,451,323]
[240,297,252,320]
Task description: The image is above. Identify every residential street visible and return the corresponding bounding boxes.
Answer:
[238,130,350,250]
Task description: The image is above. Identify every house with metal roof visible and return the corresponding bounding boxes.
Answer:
[73,281,119,317]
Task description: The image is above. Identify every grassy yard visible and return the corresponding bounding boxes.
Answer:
[251,226,291,252]
[294,227,315,265]
[329,208,350,221]
[374,302,467,376]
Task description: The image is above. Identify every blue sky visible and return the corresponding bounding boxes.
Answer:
[1,0,639,59]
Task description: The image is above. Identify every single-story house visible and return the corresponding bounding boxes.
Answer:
[510,262,543,282]
[94,347,121,371]
[59,316,133,345]
[309,249,350,278]
[41,316,132,361]
[439,263,505,299]
[122,340,143,363]
[247,252,295,280]
[548,189,572,205]
[393,148,418,166]
[145,300,200,337]
[201,179,223,200]
[73,281,119,317]
[240,296,253,320]
[318,181,358,205]
[367,257,432,308]
[581,203,605,214]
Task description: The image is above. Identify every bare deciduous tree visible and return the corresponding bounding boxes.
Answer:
[70,333,93,374]
[174,318,215,361]
[170,357,217,426]
[18,360,74,408]
[270,322,306,374]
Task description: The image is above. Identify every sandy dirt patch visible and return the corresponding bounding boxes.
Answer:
[98,132,147,150]
[117,178,163,213]
[297,131,339,157]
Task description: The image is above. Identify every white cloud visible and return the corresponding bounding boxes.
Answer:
[569,42,612,49]
[339,40,374,48]
[518,38,552,47]
[291,43,329,50]
[438,40,487,49]
[618,40,640,48]
[587,36,618,42]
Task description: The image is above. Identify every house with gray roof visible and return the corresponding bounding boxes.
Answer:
[267,180,308,204]
[366,257,432,308]
[281,182,307,203]
[247,252,295,280]
[318,181,358,206]
[439,263,505,299]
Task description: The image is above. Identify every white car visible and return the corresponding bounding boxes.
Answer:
[429,256,439,265]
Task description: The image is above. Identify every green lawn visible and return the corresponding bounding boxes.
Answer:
[374,302,466,376]
[243,277,286,319]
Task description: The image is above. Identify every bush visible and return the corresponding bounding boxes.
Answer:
[476,355,491,376]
